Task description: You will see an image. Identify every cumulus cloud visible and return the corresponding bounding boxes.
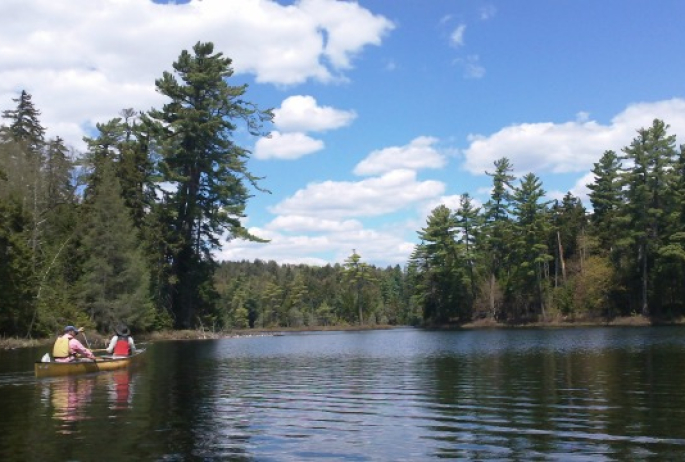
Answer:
[254,131,324,160]
[217,224,415,267]
[353,136,446,176]
[0,0,393,150]
[266,215,363,233]
[271,169,445,219]
[462,98,685,176]
[273,95,357,133]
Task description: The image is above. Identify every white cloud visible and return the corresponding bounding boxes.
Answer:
[273,95,357,133]
[0,0,393,150]
[217,223,414,267]
[266,215,363,233]
[271,169,445,219]
[454,55,485,79]
[462,98,685,176]
[254,131,324,160]
[353,136,446,176]
[450,24,467,47]
[298,0,395,70]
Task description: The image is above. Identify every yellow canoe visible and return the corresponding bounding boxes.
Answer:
[34,349,146,378]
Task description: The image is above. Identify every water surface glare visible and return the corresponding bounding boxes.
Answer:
[2,327,685,461]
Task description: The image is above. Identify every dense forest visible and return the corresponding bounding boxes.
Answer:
[2,42,685,338]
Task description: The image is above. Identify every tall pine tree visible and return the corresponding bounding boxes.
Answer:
[146,42,272,328]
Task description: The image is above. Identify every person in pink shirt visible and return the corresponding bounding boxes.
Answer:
[52,326,96,362]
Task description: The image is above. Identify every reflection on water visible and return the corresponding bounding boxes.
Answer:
[42,375,95,431]
[38,369,135,434]
[108,369,133,410]
[2,327,685,460]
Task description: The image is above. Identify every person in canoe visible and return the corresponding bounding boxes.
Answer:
[105,324,136,357]
[52,325,97,362]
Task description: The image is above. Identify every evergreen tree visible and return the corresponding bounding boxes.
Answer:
[587,150,623,254]
[509,173,552,320]
[1,90,45,150]
[342,250,377,325]
[146,42,272,329]
[409,205,467,324]
[482,158,516,319]
[76,160,154,331]
[454,193,481,311]
[619,119,677,316]
[0,197,35,336]
[658,143,685,312]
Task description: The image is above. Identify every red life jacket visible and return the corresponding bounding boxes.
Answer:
[113,335,131,356]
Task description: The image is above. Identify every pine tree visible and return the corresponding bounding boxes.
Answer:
[1,90,45,151]
[76,159,154,331]
[409,205,467,324]
[342,250,378,325]
[482,158,516,319]
[146,42,272,329]
[619,119,677,316]
[509,173,552,320]
[587,150,623,254]
[454,193,481,310]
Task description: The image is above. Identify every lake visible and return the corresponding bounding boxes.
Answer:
[1,326,685,461]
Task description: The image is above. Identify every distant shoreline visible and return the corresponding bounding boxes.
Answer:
[2,316,682,351]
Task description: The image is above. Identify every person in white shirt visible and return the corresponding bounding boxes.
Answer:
[106,324,136,357]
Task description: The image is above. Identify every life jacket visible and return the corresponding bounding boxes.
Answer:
[113,335,131,356]
[52,336,71,358]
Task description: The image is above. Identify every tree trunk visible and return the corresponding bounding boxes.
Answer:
[557,231,566,283]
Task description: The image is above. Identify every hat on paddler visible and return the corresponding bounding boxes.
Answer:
[115,324,130,336]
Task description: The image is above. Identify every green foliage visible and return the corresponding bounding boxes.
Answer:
[145,41,272,329]
[4,56,685,339]
[0,198,36,335]
[75,160,154,332]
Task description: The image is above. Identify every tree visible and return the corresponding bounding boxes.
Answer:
[619,119,676,316]
[1,90,47,274]
[550,192,586,285]
[76,160,154,332]
[1,90,45,150]
[342,250,377,325]
[509,173,552,320]
[587,150,622,254]
[146,42,272,329]
[658,144,685,312]
[454,193,481,310]
[0,197,35,336]
[409,205,468,324]
[482,158,516,319]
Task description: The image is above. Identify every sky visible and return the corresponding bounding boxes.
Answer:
[2,0,685,268]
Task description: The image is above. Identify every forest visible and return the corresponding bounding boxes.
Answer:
[2,41,685,338]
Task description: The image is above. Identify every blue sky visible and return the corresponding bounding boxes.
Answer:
[3,0,685,267]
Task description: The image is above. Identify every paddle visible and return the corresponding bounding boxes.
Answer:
[80,329,91,349]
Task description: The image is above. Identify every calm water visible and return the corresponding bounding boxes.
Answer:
[2,327,685,461]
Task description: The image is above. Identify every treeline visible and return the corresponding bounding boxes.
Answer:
[214,255,418,329]
[409,119,685,325]
[190,119,685,330]
[0,42,272,337]
[2,43,684,337]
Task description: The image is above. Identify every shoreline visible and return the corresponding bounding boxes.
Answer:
[2,316,681,351]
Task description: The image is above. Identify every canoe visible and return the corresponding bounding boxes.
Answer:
[34,349,146,378]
